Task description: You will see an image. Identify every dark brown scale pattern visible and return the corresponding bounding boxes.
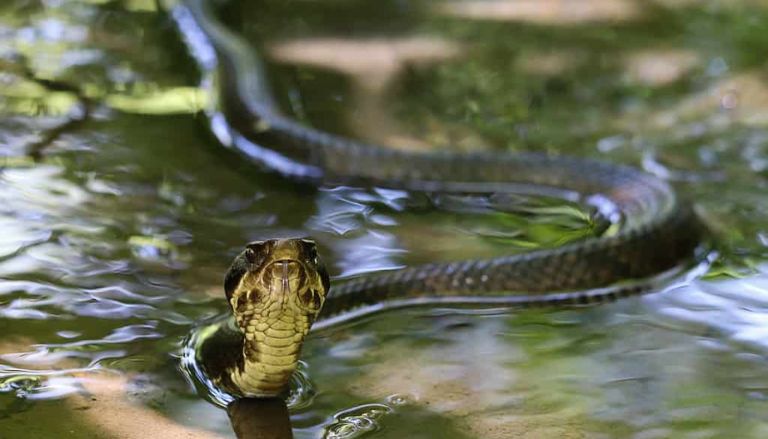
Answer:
[182,0,705,318]
[324,203,700,315]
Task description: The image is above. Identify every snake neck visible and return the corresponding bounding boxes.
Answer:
[227,313,312,397]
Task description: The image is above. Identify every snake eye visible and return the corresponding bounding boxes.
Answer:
[244,247,257,264]
[300,238,319,265]
[308,246,318,265]
[244,240,270,266]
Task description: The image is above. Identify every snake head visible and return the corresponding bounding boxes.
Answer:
[224,238,330,331]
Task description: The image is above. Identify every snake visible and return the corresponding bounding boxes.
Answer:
[174,0,705,400]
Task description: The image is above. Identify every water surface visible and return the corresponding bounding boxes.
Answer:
[2,0,768,437]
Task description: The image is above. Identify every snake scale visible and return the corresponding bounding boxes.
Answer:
[174,0,704,398]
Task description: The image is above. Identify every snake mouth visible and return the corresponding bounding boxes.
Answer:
[267,260,304,289]
[262,259,322,311]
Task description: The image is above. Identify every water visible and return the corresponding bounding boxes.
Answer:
[2,0,768,437]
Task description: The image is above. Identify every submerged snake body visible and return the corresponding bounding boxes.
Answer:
[177,0,704,398]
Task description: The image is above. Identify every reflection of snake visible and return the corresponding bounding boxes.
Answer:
[177,0,704,398]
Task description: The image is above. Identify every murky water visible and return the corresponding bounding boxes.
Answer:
[2,0,768,437]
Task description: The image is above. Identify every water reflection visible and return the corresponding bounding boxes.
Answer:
[228,398,293,439]
[2,0,768,437]
[649,270,768,352]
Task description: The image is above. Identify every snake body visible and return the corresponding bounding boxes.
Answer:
[176,0,704,398]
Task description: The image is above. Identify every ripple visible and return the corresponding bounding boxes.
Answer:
[181,318,318,409]
[332,231,407,277]
[0,218,52,260]
[645,272,768,354]
[0,365,99,401]
[285,361,318,410]
[324,403,393,439]
[3,0,768,436]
